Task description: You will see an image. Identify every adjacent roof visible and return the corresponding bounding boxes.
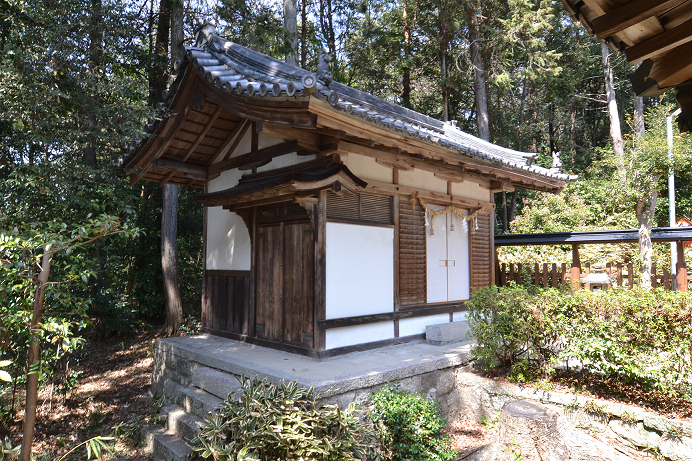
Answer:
[495,227,692,246]
[560,0,692,131]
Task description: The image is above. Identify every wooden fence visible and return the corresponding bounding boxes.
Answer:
[496,262,685,290]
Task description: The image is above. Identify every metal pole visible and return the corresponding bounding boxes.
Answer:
[668,108,682,289]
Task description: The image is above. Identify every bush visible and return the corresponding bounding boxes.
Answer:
[369,386,456,461]
[466,285,692,393]
[191,376,377,461]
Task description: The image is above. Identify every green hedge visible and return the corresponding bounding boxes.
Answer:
[466,285,692,392]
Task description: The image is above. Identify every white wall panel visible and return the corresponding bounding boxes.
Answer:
[258,133,284,149]
[447,211,470,301]
[399,314,450,337]
[452,311,467,322]
[343,154,393,183]
[326,223,394,319]
[325,322,394,349]
[399,168,447,194]
[206,207,251,270]
[207,168,244,193]
[451,181,491,202]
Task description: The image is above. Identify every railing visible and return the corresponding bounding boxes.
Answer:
[496,262,686,290]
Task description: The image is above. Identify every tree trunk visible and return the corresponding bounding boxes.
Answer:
[170,0,184,71]
[150,0,172,105]
[468,7,489,141]
[162,183,183,334]
[570,98,577,169]
[601,44,624,167]
[19,253,52,461]
[300,0,307,68]
[402,0,412,109]
[636,187,657,290]
[635,96,645,137]
[284,0,298,65]
[83,0,102,167]
[439,1,449,122]
[472,400,632,461]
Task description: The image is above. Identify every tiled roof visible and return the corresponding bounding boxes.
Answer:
[184,23,576,184]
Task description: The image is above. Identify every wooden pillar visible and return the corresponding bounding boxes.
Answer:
[570,244,581,290]
[677,240,688,292]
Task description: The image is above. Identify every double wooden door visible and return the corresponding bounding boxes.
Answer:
[255,220,315,348]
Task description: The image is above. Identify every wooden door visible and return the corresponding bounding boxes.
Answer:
[282,222,314,347]
[256,224,283,341]
[255,220,315,347]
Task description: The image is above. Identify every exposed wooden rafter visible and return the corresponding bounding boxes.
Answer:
[182,105,223,162]
[209,141,303,175]
[592,0,687,39]
[649,41,692,86]
[208,119,250,166]
[625,17,692,63]
[153,159,208,180]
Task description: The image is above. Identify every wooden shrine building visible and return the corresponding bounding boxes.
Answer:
[560,0,692,132]
[124,24,576,357]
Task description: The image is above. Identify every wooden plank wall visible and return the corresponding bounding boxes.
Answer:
[398,197,426,306]
[202,270,252,335]
[470,211,493,288]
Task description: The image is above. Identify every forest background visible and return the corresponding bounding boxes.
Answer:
[1,0,691,445]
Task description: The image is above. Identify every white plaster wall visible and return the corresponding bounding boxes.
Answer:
[256,152,317,172]
[258,133,284,150]
[451,181,491,202]
[399,314,451,337]
[453,311,467,322]
[326,223,394,319]
[342,154,393,183]
[207,168,244,193]
[398,168,447,194]
[325,322,394,349]
[206,206,251,270]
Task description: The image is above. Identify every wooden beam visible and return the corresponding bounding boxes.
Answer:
[153,159,208,178]
[159,171,176,185]
[649,41,692,87]
[592,0,687,39]
[364,179,493,210]
[182,105,223,162]
[626,17,692,63]
[214,120,251,164]
[209,141,301,175]
[257,122,322,151]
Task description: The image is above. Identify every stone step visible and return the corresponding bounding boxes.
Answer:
[161,404,206,441]
[142,425,193,461]
[426,320,471,346]
[177,385,224,419]
[191,366,241,400]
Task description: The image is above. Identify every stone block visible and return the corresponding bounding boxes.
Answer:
[609,420,660,449]
[178,386,223,419]
[659,436,692,461]
[161,404,205,441]
[191,366,241,401]
[142,425,192,461]
[436,370,455,396]
[426,321,471,346]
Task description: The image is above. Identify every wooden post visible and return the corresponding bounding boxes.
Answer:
[584,263,591,291]
[509,263,515,284]
[627,263,634,289]
[652,263,658,289]
[534,262,540,287]
[663,267,670,290]
[517,263,523,284]
[570,244,581,291]
[616,262,622,287]
[561,263,567,284]
[551,263,558,288]
[542,263,548,288]
[606,263,612,289]
[677,240,688,292]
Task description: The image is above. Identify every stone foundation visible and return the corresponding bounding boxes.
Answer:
[147,334,692,461]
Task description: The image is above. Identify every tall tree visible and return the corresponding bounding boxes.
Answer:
[601,44,624,167]
[284,0,298,65]
[467,2,489,141]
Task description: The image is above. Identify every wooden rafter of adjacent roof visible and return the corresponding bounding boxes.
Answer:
[560,0,692,131]
[123,23,577,193]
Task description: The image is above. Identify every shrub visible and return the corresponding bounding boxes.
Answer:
[369,386,456,461]
[191,376,377,461]
[466,285,692,393]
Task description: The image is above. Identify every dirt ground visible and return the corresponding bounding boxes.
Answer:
[3,331,682,460]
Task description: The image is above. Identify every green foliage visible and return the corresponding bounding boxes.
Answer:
[467,285,692,394]
[369,386,456,461]
[191,376,377,461]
